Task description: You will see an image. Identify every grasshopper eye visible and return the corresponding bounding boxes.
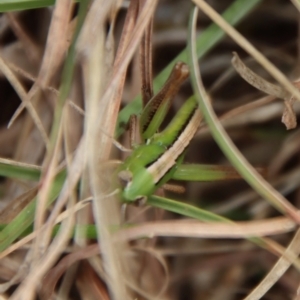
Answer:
[118,170,133,188]
[135,196,147,206]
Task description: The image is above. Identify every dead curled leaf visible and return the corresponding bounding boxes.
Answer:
[231,52,297,130]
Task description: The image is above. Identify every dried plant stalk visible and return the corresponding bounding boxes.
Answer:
[232,52,297,129]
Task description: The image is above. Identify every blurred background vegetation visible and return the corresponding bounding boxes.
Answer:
[0,0,300,299]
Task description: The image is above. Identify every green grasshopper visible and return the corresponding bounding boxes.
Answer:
[117,62,243,204]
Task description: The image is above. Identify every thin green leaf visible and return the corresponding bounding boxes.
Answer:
[148,195,229,222]
[0,162,40,181]
[188,6,300,223]
[0,171,66,251]
[0,0,55,12]
[173,164,242,181]
[186,6,300,272]
[147,195,288,264]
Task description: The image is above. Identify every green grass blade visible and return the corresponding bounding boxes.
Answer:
[54,224,98,239]
[148,194,300,271]
[187,7,300,222]
[116,0,261,137]
[0,0,55,12]
[0,162,41,181]
[0,171,66,251]
[0,224,98,240]
[173,164,241,181]
[148,195,229,222]
[148,195,287,257]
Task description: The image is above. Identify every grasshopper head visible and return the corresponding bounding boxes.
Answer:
[118,168,156,203]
